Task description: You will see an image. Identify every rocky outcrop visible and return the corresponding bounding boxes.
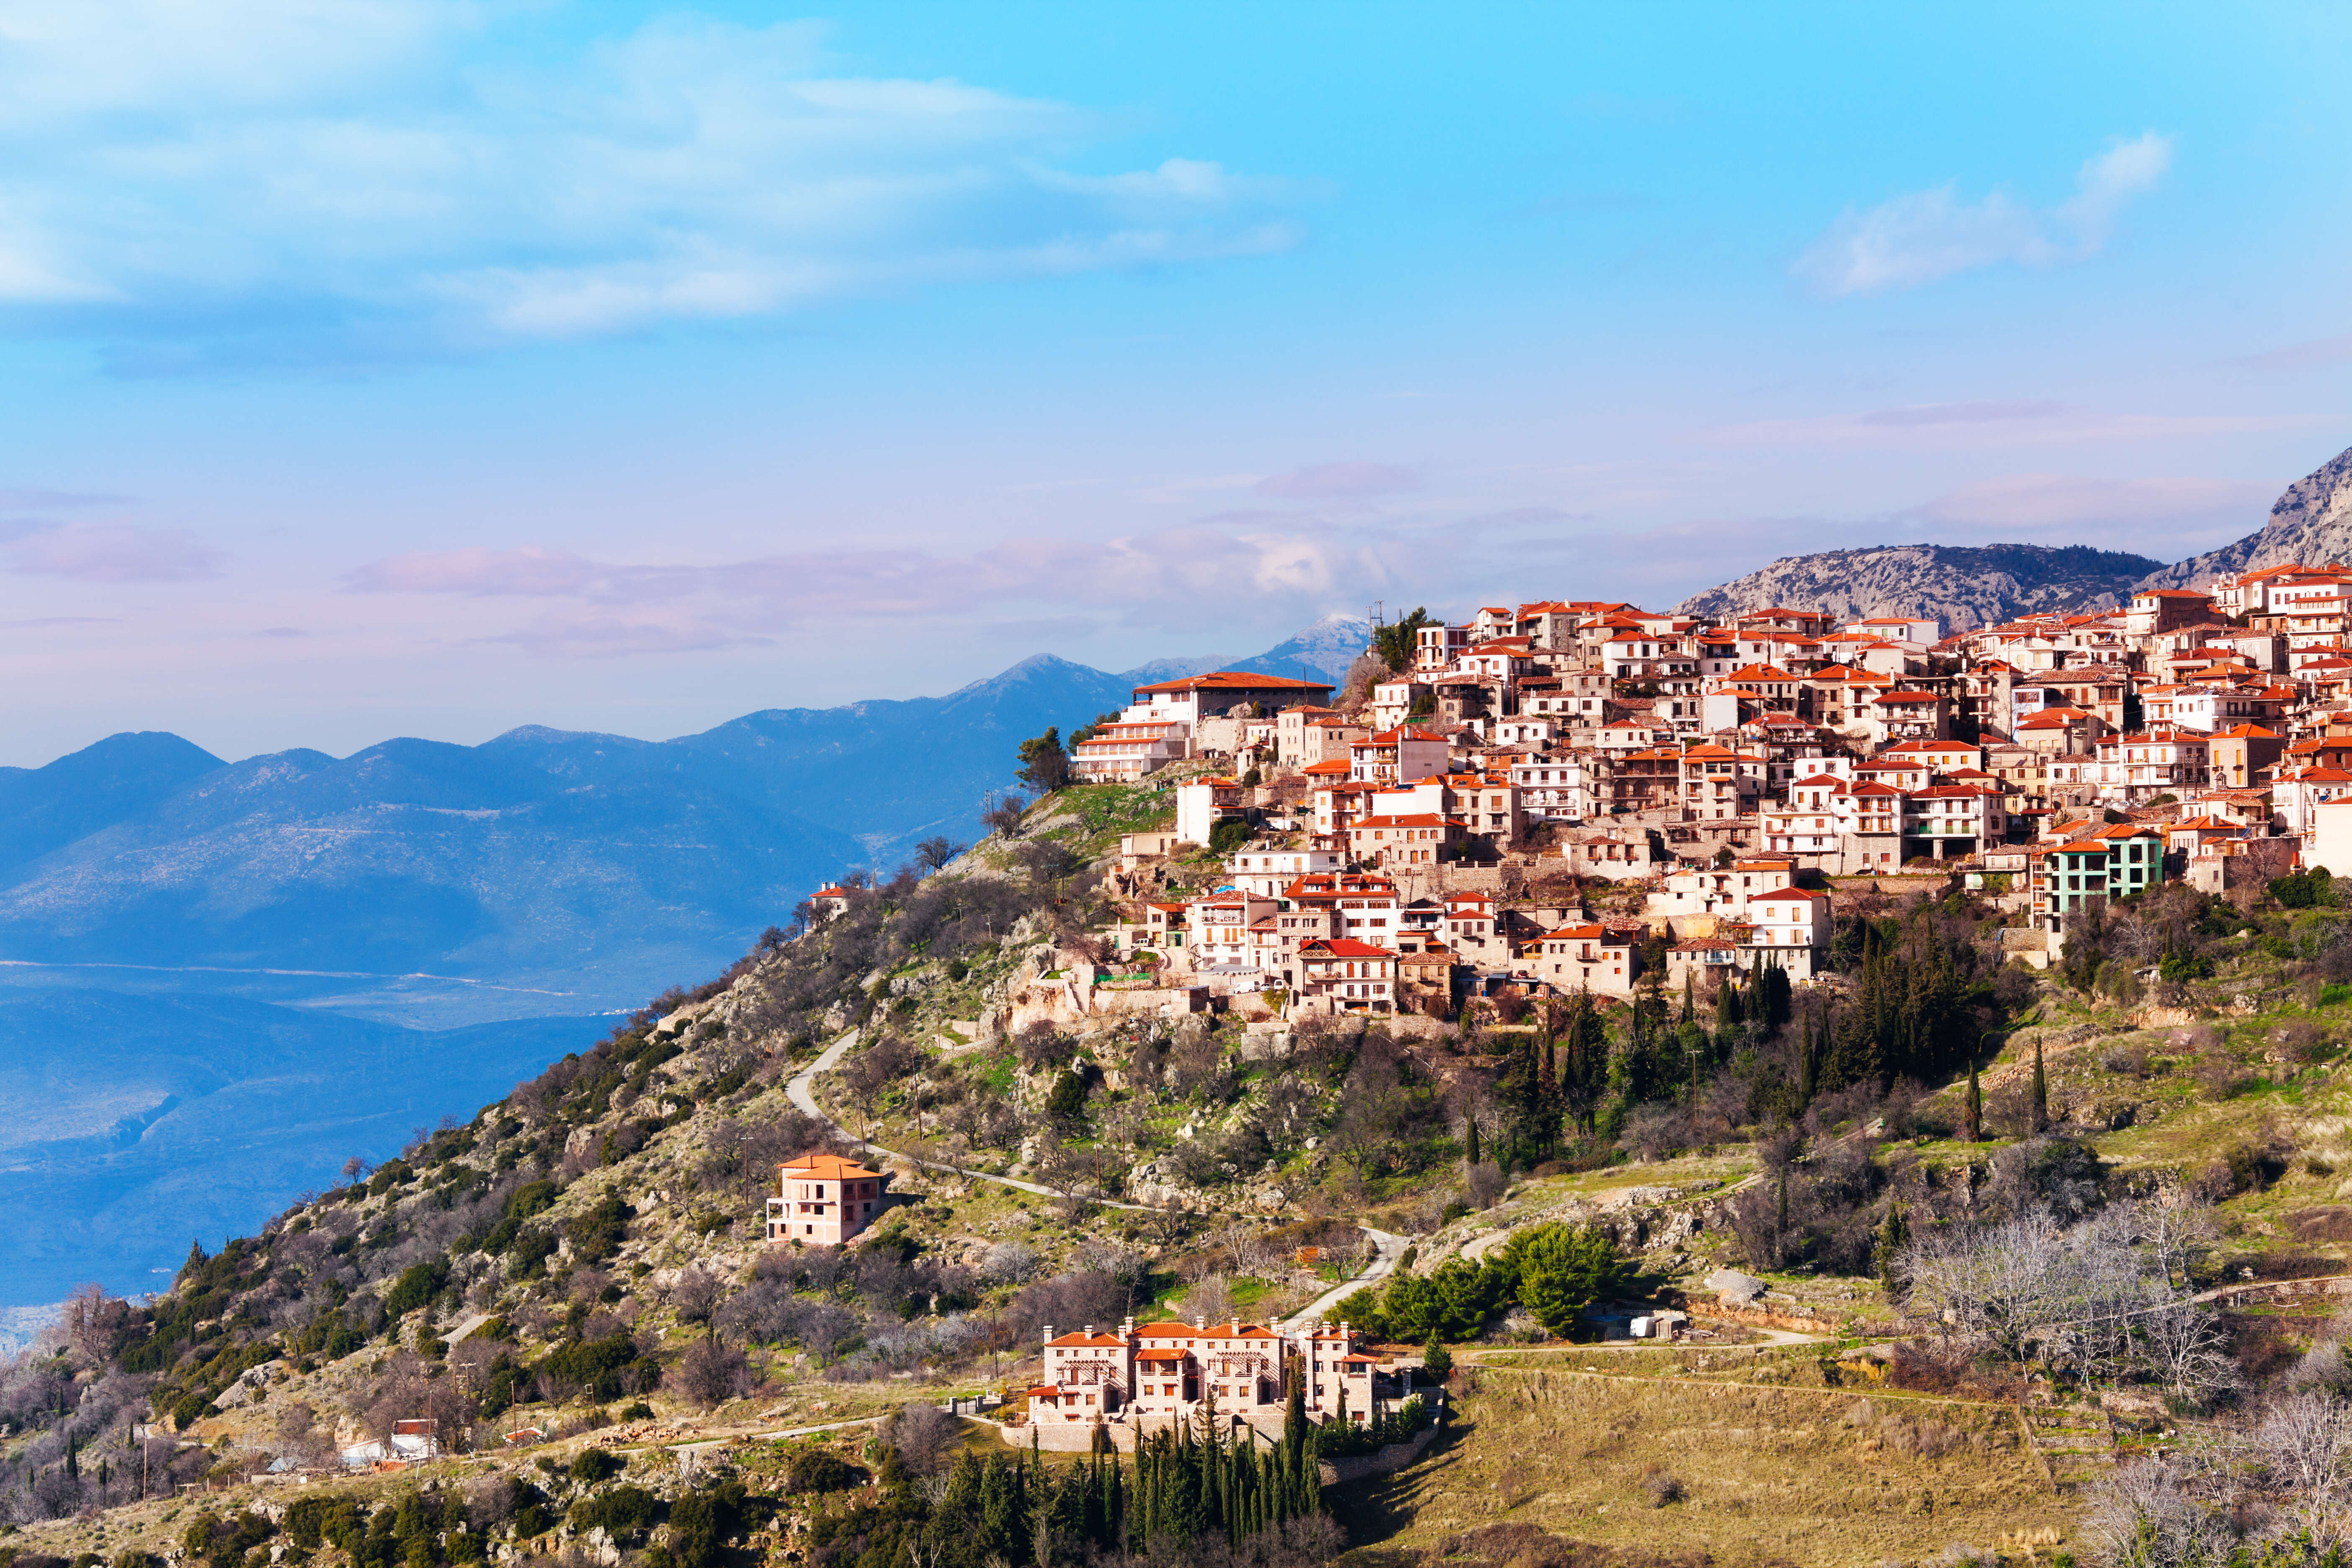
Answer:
[1677,544,2163,630]
[2138,443,2352,590]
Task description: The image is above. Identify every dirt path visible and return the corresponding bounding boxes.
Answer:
[787,1028,1411,1319]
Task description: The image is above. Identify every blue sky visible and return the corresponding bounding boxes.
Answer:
[4,0,2351,763]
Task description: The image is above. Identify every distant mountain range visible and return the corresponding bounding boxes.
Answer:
[1676,443,2352,629]
[0,614,1369,1304]
[0,614,1366,1023]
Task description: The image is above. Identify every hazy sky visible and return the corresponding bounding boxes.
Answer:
[4,1,2351,765]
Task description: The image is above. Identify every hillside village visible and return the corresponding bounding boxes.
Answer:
[947,562,2352,1034]
[26,549,2352,1567]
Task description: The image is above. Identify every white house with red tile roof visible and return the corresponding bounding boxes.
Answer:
[1761,776,1847,862]
[1908,784,2007,857]
[1746,887,1830,976]
[1027,1317,1390,1434]
[1841,615,1942,645]
[1125,671,1336,724]
[1222,844,1344,897]
[1523,923,1638,995]
[1297,938,1399,1013]
[1645,858,1795,921]
[1275,707,1366,766]
[1186,890,1279,975]
[1070,720,1191,782]
[1704,663,1803,709]
[1348,726,1449,785]
[1174,776,1248,845]
[2277,766,2352,835]
[1346,812,1461,869]
[1880,738,1986,773]
[1859,689,1951,744]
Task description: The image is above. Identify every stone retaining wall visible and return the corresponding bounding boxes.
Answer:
[1318,1419,1443,1485]
[1692,1302,1847,1335]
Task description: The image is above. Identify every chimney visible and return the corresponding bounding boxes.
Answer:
[1084,1324,1093,1337]
[1044,1324,1055,1348]
[1121,1316,1134,1337]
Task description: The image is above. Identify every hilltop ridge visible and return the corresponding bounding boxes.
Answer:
[1674,542,2164,627]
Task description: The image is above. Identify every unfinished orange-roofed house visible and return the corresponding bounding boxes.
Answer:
[767,1151,890,1245]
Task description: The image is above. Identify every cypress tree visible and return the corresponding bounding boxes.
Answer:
[1681,970,1695,1025]
[1964,1056,1983,1143]
[2031,1038,2049,1133]
[1876,1199,1908,1291]
[1465,1116,1481,1168]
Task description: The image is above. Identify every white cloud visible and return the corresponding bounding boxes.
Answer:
[3,522,225,581]
[1796,132,2172,296]
[1713,399,2294,451]
[0,5,1304,353]
[1912,472,2270,531]
[346,522,1399,656]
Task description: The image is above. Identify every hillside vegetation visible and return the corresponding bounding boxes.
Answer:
[14,787,2352,1566]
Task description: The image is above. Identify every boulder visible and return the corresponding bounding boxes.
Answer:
[1706,1268,1767,1304]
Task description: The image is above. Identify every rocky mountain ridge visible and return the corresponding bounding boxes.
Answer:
[1675,441,2352,628]
[1674,542,2164,629]
[2135,441,2352,590]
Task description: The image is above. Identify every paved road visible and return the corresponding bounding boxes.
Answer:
[1281,1227,1407,1331]
[787,1028,1410,1317]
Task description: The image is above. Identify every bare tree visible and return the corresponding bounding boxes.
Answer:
[2254,1393,2352,1496]
[885,1402,960,1476]
[1184,1274,1234,1324]
[668,1267,725,1338]
[674,1338,751,1410]
[2135,1302,2238,1402]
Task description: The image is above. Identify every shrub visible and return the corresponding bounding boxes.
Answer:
[382,1259,450,1318]
[1640,1464,1684,1507]
[2272,869,2335,908]
[569,1449,623,1485]
[568,1485,659,1543]
[786,1447,862,1494]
